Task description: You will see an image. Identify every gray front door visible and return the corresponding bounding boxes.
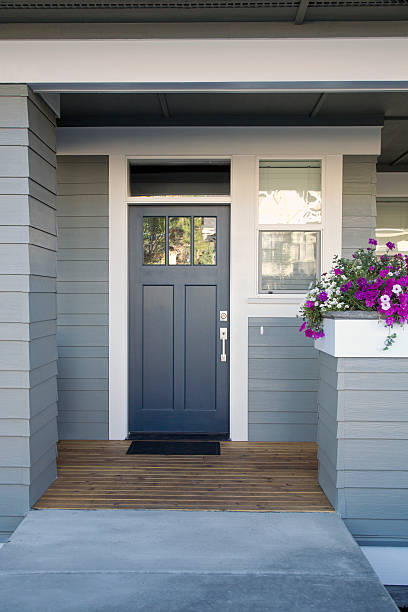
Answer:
[128,205,230,435]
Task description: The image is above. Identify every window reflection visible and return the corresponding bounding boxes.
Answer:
[259,161,321,225]
[260,231,318,292]
[194,217,216,265]
[376,201,408,254]
[169,217,191,265]
[143,217,166,265]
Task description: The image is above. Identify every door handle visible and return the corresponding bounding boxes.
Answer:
[220,328,228,362]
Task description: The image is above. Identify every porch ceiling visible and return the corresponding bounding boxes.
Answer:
[1,0,408,23]
[57,91,408,170]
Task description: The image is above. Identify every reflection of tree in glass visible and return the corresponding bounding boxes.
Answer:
[169,217,190,264]
[143,217,165,264]
[194,217,216,265]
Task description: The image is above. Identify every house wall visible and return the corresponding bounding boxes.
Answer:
[248,155,377,442]
[248,318,319,442]
[318,351,408,545]
[56,155,109,440]
[342,155,377,259]
[0,85,58,537]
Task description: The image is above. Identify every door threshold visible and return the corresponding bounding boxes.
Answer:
[127,433,230,441]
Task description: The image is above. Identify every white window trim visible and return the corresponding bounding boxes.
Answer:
[250,154,342,303]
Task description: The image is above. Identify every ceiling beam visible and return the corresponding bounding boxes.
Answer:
[391,149,408,166]
[295,0,310,25]
[157,93,170,119]
[309,93,327,118]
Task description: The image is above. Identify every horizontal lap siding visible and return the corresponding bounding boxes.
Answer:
[318,352,408,544]
[248,318,319,442]
[0,86,57,537]
[56,156,109,440]
[342,155,377,259]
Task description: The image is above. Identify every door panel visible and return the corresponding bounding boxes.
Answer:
[185,285,217,413]
[142,285,174,411]
[128,205,230,435]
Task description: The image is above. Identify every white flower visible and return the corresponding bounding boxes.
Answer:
[345,305,350,309]
[388,272,394,277]
[382,303,391,311]
[392,284,402,295]
[336,289,341,295]
[315,301,319,306]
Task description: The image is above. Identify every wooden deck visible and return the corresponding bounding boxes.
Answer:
[34,441,333,512]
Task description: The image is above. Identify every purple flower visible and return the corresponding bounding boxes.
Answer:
[333,268,344,276]
[299,322,306,332]
[386,316,395,327]
[356,277,368,289]
[386,241,396,250]
[318,291,328,302]
[306,301,315,310]
[340,281,353,293]
[368,238,378,246]
[305,328,314,338]
[369,266,375,272]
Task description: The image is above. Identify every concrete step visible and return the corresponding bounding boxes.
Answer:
[0,509,398,612]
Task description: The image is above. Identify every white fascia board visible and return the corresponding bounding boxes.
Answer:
[0,38,408,87]
[56,126,381,157]
[377,173,408,198]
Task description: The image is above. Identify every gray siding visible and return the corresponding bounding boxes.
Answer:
[0,85,57,538]
[318,352,408,544]
[342,155,377,259]
[56,155,109,440]
[248,318,319,442]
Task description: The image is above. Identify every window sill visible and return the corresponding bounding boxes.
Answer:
[248,295,306,304]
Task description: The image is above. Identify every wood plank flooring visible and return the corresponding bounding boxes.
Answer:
[34,441,333,512]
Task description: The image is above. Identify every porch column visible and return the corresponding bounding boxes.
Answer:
[0,85,58,538]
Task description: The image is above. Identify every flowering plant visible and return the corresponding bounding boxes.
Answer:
[298,239,408,350]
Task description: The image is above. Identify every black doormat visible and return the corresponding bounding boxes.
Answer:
[126,441,221,455]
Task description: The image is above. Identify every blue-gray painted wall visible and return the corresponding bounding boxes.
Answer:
[248,318,319,442]
[0,85,57,538]
[56,155,109,440]
[318,351,408,544]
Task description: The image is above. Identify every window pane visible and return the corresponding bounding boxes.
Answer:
[260,231,318,292]
[129,160,230,196]
[143,217,165,265]
[376,200,408,254]
[259,160,321,224]
[169,217,191,265]
[194,217,217,265]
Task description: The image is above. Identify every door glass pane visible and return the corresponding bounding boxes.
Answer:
[259,161,321,224]
[194,217,217,265]
[143,217,165,265]
[169,217,191,265]
[260,231,319,292]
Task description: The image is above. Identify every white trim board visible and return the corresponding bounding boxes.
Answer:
[57,127,379,441]
[1,38,408,85]
[57,126,381,157]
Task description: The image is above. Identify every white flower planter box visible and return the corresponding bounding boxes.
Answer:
[314,313,408,358]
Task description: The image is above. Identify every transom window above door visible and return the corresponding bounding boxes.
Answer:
[143,215,217,265]
[129,159,231,197]
[258,160,322,294]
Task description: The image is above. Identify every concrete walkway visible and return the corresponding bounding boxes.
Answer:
[0,510,398,611]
